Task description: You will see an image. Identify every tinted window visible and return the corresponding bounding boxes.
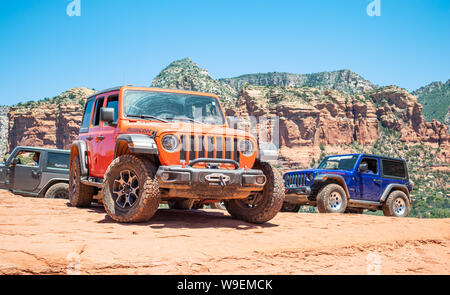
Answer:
[80,99,95,132]
[382,160,406,178]
[92,97,105,126]
[106,94,119,124]
[361,158,378,174]
[47,152,70,169]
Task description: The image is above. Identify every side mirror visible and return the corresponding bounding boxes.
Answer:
[358,163,369,173]
[100,107,115,124]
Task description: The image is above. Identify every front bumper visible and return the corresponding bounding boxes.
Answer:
[156,158,266,199]
[284,186,312,205]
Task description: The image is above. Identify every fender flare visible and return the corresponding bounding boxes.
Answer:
[114,134,159,158]
[379,184,410,203]
[38,179,69,197]
[70,140,88,177]
[313,174,351,199]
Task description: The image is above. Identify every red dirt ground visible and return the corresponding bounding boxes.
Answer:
[0,191,449,275]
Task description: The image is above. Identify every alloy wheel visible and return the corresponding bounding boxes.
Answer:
[113,170,140,209]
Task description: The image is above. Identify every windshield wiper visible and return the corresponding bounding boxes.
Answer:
[166,117,204,124]
[127,114,168,122]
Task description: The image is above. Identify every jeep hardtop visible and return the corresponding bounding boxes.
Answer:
[69,86,284,223]
[282,153,413,217]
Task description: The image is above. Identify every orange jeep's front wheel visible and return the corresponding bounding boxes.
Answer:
[102,154,160,223]
[225,161,284,224]
[69,156,95,207]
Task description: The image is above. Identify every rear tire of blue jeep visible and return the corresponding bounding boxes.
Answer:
[316,184,348,214]
[225,161,284,224]
[102,155,160,223]
[382,190,410,217]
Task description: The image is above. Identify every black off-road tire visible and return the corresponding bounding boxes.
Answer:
[225,161,284,224]
[103,154,160,223]
[382,190,410,217]
[316,184,348,213]
[45,182,69,199]
[345,208,364,214]
[69,156,95,207]
[281,202,301,213]
[168,199,195,210]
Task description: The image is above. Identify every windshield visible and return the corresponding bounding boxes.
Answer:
[318,155,359,171]
[124,90,225,125]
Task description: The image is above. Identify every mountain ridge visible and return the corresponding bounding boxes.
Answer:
[413,79,450,125]
[219,69,378,94]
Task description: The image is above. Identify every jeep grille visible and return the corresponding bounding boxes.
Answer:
[284,173,308,187]
[179,135,240,163]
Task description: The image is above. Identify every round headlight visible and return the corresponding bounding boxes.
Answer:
[239,139,255,156]
[161,134,179,152]
[307,173,314,181]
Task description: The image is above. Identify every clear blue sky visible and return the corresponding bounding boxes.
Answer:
[0,0,449,105]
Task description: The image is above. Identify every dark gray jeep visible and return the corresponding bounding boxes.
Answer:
[0,146,70,199]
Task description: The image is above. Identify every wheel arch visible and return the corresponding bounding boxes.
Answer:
[314,174,350,199]
[380,184,411,204]
[114,134,159,159]
[38,179,69,197]
[70,140,89,177]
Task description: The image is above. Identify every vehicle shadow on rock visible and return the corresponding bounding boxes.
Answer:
[78,204,279,230]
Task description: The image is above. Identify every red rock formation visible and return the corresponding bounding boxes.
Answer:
[234,85,449,167]
[7,87,93,152]
[5,85,448,168]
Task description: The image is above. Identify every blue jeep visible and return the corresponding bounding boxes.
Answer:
[282,154,413,217]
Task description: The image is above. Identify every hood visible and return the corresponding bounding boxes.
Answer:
[122,120,253,139]
[287,169,351,176]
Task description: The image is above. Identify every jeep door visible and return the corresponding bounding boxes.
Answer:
[88,96,106,178]
[11,150,42,193]
[357,157,383,201]
[97,92,119,176]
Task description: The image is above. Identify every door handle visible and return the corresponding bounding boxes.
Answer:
[32,170,41,178]
[373,179,382,184]
[97,136,105,141]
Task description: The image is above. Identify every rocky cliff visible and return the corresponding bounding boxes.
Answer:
[1,59,448,169]
[229,84,449,167]
[220,70,377,94]
[6,87,94,152]
[0,106,10,156]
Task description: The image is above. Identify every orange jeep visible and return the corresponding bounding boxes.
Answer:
[69,86,284,223]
